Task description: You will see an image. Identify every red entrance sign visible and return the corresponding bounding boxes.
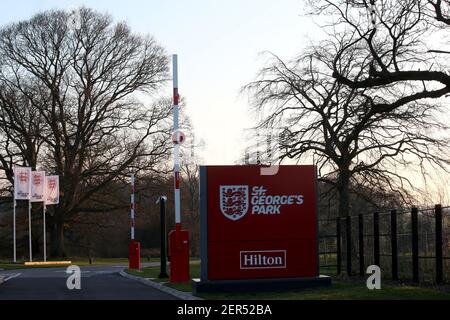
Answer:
[200,165,318,281]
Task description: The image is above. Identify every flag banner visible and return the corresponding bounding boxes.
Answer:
[45,176,59,205]
[30,171,45,202]
[14,166,32,200]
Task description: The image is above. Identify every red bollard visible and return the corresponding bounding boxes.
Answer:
[129,240,140,270]
[168,225,190,283]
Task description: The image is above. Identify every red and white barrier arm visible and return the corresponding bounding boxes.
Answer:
[130,174,135,240]
[173,54,181,228]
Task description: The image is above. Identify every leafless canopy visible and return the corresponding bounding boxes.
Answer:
[0,8,171,255]
[244,42,450,215]
[307,0,450,114]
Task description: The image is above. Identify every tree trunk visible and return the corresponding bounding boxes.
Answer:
[337,168,351,278]
[50,208,66,258]
[337,169,350,218]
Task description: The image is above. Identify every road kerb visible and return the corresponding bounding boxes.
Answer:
[119,270,202,301]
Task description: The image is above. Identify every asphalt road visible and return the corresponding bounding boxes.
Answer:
[0,264,178,300]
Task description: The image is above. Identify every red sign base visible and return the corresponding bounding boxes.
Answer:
[168,225,190,283]
[129,240,140,270]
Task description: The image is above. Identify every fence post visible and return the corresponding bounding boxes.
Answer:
[411,207,419,282]
[390,210,398,281]
[373,212,380,267]
[336,217,341,275]
[435,204,443,284]
[358,214,364,277]
[346,215,352,276]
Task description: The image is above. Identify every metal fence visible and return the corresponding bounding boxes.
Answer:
[318,205,450,284]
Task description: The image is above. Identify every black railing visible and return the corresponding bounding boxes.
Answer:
[318,205,450,284]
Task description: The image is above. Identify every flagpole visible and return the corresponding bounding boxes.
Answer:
[13,165,16,263]
[43,204,46,262]
[28,200,32,262]
[13,198,16,263]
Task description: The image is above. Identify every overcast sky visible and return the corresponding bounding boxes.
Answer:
[0,0,318,165]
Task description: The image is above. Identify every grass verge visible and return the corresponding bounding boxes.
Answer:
[124,264,450,300]
[124,261,200,290]
[200,281,450,300]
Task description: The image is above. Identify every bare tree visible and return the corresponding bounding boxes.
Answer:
[0,8,172,257]
[180,133,203,256]
[307,0,450,114]
[0,86,46,184]
[243,45,450,218]
[178,118,204,256]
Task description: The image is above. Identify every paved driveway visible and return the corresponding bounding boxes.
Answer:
[0,264,177,300]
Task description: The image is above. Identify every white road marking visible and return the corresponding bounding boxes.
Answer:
[3,273,21,281]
